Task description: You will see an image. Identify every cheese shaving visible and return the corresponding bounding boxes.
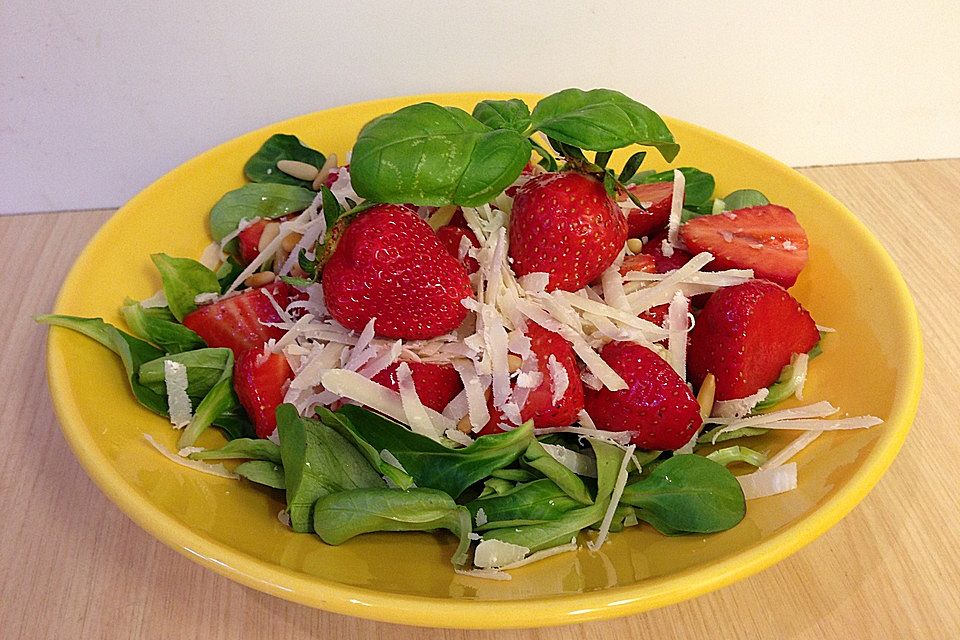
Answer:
[761,430,823,471]
[541,443,598,478]
[588,444,635,551]
[454,568,512,581]
[395,362,444,440]
[713,388,770,419]
[474,539,530,569]
[144,434,238,479]
[546,354,569,405]
[500,540,579,569]
[667,291,689,379]
[163,360,192,429]
[738,463,797,499]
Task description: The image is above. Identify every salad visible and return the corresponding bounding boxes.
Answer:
[39,89,882,579]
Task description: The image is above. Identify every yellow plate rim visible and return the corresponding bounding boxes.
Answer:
[46,92,924,629]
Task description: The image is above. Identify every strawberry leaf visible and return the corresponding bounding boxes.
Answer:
[618,151,647,182]
[320,185,344,229]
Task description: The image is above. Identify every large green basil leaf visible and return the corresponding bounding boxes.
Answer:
[209,183,315,241]
[277,404,384,533]
[150,254,219,321]
[467,478,581,530]
[337,405,534,499]
[120,301,205,354]
[629,167,715,207]
[471,98,531,133]
[313,488,472,565]
[620,454,745,534]
[244,134,326,188]
[350,103,532,207]
[529,88,679,160]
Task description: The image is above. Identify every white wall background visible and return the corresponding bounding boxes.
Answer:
[2,1,958,214]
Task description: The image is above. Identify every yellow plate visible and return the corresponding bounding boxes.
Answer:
[45,93,923,628]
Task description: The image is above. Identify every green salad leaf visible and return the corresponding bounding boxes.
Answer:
[235,460,285,490]
[628,166,716,207]
[522,440,593,505]
[244,134,326,188]
[315,406,415,490]
[277,404,384,533]
[721,188,769,211]
[138,347,232,399]
[337,405,534,499]
[188,437,282,465]
[313,488,472,566]
[150,254,220,321]
[471,98,532,133]
[351,102,532,207]
[467,478,581,530]
[209,183,315,241]
[120,301,205,354]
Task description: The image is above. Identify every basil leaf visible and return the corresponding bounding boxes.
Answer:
[629,167,716,207]
[120,301,205,354]
[277,404,384,533]
[722,189,769,211]
[618,150,647,182]
[620,454,745,534]
[235,460,286,490]
[312,488,472,566]
[244,134,326,188]
[467,478,581,530]
[138,347,232,398]
[37,314,167,415]
[315,406,415,490]
[522,440,593,505]
[150,254,219,321]
[471,98,531,133]
[337,405,534,499]
[529,88,679,160]
[215,256,245,293]
[350,103,531,207]
[209,183,315,241]
[188,437,282,465]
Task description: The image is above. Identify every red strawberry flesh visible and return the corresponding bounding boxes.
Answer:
[182,282,291,358]
[687,279,819,400]
[371,361,463,413]
[234,348,293,439]
[625,181,674,238]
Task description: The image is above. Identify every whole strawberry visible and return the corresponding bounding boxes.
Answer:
[509,171,627,292]
[322,204,473,339]
[584,342,702,450]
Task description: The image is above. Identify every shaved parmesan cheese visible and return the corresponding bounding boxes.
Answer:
[441,389,470,422]
[475,508,488,527]
[444,429,475,447]
[738,463,797,499]
[541,443,598,478]
[379,449,408,473]
[517,272,550,293]
[709,401,881,442]
[663,169,686,255]
[500,540,579,569]
[791,352,810,400]
[532,425,634,445]
[194,291,220,306]
[277,509,291,527]
[453,360,491,431]
[343,318,378,371]
[667,291,689,379]
[577,408,598,429]
[163,360,192,429]
[761,430,823,471]
[474,539,530,569]
[140,289,168,309]
[144,434,238,479]
[454,568,512,581]
[626,252,714,312]
[396,362,444,440]
[713,388,770,419]
[588,444,635,551]
[567,333,628,391]
[199,242,226,270]
[600,263,631,313]
[816,324,836,333]
[547,354,569,404]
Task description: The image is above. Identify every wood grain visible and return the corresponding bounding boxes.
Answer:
[2,160,958,639]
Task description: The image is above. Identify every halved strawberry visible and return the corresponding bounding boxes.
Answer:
[625,181,674,238]
[234,348,293,438]
[679,204,809,287]
[436,225,480,274]
[182,282,291,358]
[371,361,463,413]
[480,323,585,434]
[687,280,819,401]
[619,253,657,276]
[583,342,702,450]
[237,220,268,264]
[641,230,693,273]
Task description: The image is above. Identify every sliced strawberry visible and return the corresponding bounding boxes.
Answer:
[234,348,293,438]
[480,323,584,434]
[687,280,819,400]
[641,230,693,273]
[447,207,469,228]
[371,361,463,413]
[583,342,702,450]
[639,303,670,327]
[436,225,480,274]
[619,253,657,276]
[625,181,674,238]
[679,204,809,287]
[237,220,268,264]
[182,282,291,358]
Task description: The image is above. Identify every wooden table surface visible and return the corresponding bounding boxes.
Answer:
[2,159,958,639]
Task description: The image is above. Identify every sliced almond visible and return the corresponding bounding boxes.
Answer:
[258,221,280,252]
[277,160,319,181]
[244,271,276,288]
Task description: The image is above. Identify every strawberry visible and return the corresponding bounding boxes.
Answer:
[638,303,670,327]
[679,204,809,288]
[687,280,819,401]
[234,348,293,438]
[436,225,480,274]
[619,253,657,276]
[371,361,463,413]
[480,323,584,434]
[322,204,473,340]
[624,181,674,238]
[182,281,291,358]
[640,230,693,273]
[584,342,702,450]
[509,171,627,292]
[237,220,268,264]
